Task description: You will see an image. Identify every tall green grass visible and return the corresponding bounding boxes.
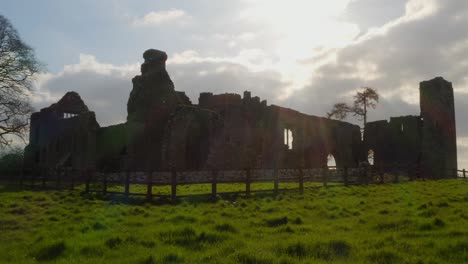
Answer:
[0,180,466,263]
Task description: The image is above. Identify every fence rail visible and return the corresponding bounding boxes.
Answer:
[14,165,466,203]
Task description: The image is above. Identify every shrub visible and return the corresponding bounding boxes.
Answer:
[215,223,237,233]
[285,242,308,258]
[92,221,106,230]
[311,240,351,260]
[438,242,468,263]
[169,214,197,223]
[163,253,182,264]
[160,227,223,250]
[375,220,413,231]
[367,250,401,264]
[140,240,156,248]
[142,255,155,264]
[79,246,104,257]
[265,216,288,227]
[235,253,273,264]
[105,237,122,249]
[437,201,449,207]
[433,218,445,227]
[33,241,66,261]
[292,217,303,225]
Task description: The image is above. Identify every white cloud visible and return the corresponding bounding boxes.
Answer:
[133,9,189,26]
[24,0,468,169]
[63,54,138,77]
[168,49,276,73]
[284,0,468,168]
[32,51,289,126]
[32,54,139,126]
[354,0,438,43]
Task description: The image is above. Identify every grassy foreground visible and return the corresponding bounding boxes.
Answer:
[0,180,467,264]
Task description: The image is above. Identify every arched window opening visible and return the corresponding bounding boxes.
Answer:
[327,154,336,169]
[368,149,375,166]
[284,128,294,150]
[401,124,404,133]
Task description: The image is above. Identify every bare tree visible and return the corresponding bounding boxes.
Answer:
[326,87,379,129]
[0,15,42,148]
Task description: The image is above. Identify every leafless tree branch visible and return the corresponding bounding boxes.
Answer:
[0,14,43,150]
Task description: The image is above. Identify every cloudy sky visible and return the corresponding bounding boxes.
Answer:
[3,0,468,169]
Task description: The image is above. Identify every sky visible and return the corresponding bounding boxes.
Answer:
[3,0,468,169]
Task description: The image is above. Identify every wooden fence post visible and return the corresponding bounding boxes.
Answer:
[274,167,279,194]
[146,169,153,201]
[463,169,466,179]
[299,168,304,193]
[394,169,399,183]
[364,166,369,185]
[171,167,177,204]
[125,170,130,196]
[65,168,69,188]
[245,168,251,196]
[31,167,36,188]
[323,168,328,187]
[379,168,384,184]
[211,169,217,199]
[70,169,75,190]
[56,167,62,189]
[417,163,421,180]
[408,166,413,181]
[42,167,47,188]
[343,167,348,186]
[103,171,108,195]
[85,169,91,193]
[19,165,24,187]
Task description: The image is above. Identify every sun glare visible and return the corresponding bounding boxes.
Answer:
[241,0,360,97]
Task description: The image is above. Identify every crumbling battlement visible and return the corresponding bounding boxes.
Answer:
[24,50,458,179]
[24,92,99,168]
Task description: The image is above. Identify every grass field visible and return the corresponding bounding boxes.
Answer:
[0,180,467,263]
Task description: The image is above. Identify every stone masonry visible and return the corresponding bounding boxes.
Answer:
[24,49,458,178]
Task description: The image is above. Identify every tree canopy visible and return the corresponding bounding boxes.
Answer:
[0,14,42,148]
[326,87,379,129]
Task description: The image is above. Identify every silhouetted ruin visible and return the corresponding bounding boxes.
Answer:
[24,49,457,179]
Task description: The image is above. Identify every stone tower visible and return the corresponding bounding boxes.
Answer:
[420,77,457,178]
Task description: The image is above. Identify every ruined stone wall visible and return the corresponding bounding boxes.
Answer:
[267,105,361,169]
[420,77,457,178]
[25,50,457,178]
[124,49,191,170]
[24,92,99,169]
[365,116,422,167]
[160,106,221,170]
[41,112,98,169]
[160,89,364,171]
[182,91,270,170]
[96,123,130,171]
[389,116,422,166]
[152,94,262,171]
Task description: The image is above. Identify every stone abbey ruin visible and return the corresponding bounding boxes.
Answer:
[24,49,457,179]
